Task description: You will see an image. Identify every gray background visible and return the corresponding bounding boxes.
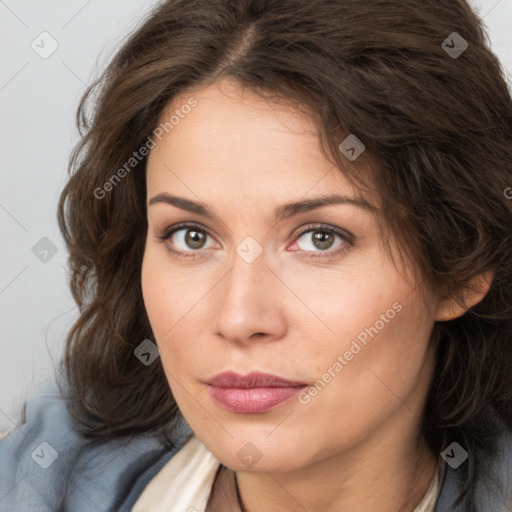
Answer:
[0,0,510,432]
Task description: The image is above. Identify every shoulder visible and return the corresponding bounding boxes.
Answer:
[0,392,189,512]
[435,429,512,512]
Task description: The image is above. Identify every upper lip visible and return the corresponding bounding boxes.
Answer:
[205,371,307,388]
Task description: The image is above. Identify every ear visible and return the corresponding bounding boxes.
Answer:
[435,269,494,322]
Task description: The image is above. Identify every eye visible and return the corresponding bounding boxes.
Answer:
[155,222,217,258]
[289,223,354,258]
[155,221,354,260]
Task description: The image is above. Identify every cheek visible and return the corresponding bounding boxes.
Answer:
[141,243,212,375]
[293,303,434,457]
[293,263,434,412]
[141,244,188,369]
[141,250,187,398]
[318,295,433,414]
[141,245,168,336]
[280,264,394,363]
[141,243,199,337]
[286,243,392,323]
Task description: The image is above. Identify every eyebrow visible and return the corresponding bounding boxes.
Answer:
[148,192,376,222]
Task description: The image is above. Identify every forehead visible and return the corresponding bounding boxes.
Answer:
[145,80,373,214]
[150,82,320,167]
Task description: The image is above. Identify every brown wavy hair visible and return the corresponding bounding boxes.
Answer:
[56,0,512,510]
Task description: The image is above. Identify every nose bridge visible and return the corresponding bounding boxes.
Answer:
[213,246,286,343]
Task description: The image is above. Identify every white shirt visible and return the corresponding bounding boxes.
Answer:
[132,435,445,512]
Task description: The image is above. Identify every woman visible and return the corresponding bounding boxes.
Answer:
[1,0,511,511]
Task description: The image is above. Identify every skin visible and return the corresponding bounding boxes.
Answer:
[141,79,492,512]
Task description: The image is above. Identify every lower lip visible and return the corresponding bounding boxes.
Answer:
[208,385,305,413]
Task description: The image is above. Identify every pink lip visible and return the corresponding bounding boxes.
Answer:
[205,371,307,414]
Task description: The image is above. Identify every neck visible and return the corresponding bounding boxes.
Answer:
[235,422,438,512]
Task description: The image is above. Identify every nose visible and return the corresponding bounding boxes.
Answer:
[213,249,288,346]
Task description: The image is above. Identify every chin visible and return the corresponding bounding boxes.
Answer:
[199,431,313,473]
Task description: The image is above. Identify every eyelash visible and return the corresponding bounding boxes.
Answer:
[155,221,355,260]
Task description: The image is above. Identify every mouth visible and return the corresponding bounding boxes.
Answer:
[205,371,308,414]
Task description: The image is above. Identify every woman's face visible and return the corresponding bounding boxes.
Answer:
[141,79,438,472]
